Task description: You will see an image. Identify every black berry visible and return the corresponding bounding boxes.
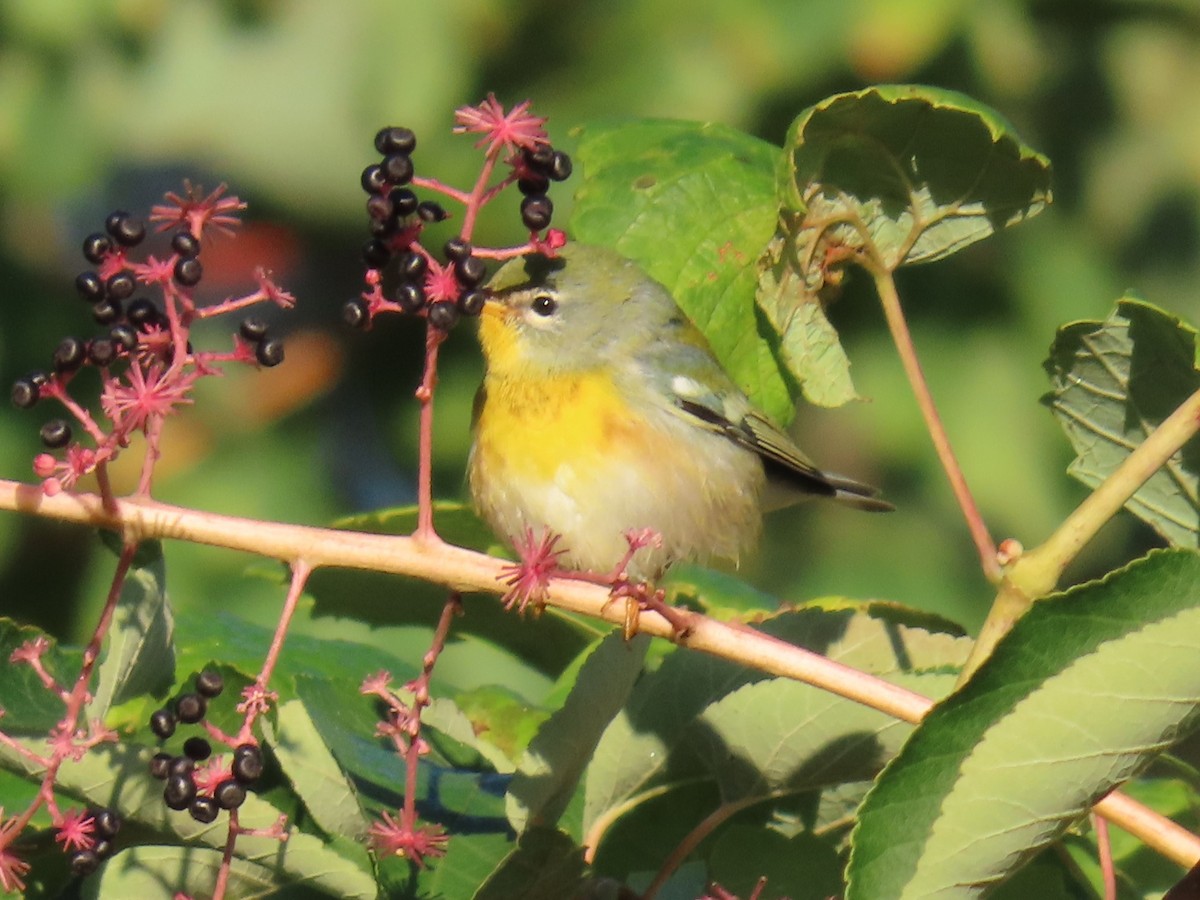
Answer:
[167,755,195,778]
[458,289,485,316]
[361,163,387,194]
[70,849,100,876]
[183,736,212,761]
[549,150,573,181]
[518,176,550,196]
[381,153,414,185]
[171,231,200,257]
[366,194,393,222]
[107,212,146,247]
[520,194,553,231]
[149,708,177,739]
[163,774,196,811]
[109,324,138,351]
[175,693,206,724]
[391,188,418,218]
[394,282,425,313]
[174,257,202,286]
[428,301,459,331]
[40,419,72,449]
[256,338,285,368]
[375,126,416,156]
[75,271,105,303]
[88,338,117,367]
[92,297,122,325]
[455,256,486,288]
[362,238,391,268]
[189,795,219,823]
[149,752,172,780]
[398,250,427,280]
[195,669,224,697]
[127,298,159,328]
[214,779,247,810]
[91,808,122,839]
[92,839,114,860]
[416,200,447,223]
[82,233,113,264]
[106,272,135,301]
[526,143,554,171]
[232,744,264,784]
[53,336,86,372]
[11,378,39,409]
[342,298,370,329]
[444,237,472,262]
[238,318,269,344]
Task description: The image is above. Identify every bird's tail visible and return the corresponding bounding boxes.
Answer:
[826,472,894,512]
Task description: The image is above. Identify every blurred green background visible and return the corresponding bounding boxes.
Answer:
[0,0,1194,650]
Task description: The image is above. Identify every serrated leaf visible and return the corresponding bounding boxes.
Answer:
[847,548,1200,899]
[87,541,175,721]
[584,605,972,838]
[570,119,793,423]
[263,699,368,842]
[1044,297,1200,546]
[778,84,1052,269]
[474,827,587,900]
[507,632,649,833]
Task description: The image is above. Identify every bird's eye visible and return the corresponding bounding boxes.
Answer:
[531,293,558,317]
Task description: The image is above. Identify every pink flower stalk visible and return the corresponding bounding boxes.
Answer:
[150,183,245,237]
[367,811,448,869]
[0,837,30,894]
[101,363,198,436]
[453,94,548,156]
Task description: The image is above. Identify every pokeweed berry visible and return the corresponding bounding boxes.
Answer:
[361,163,387,194]
[149,752,173,780]
[214,779,247,810]
[107,212,146,247]
[87,338,117,367]
[232,743,264,785]
[91,297,122,325]
[91,808,122,839]
[82,233,113,264]
[548,150,573,181]
[171,231,200,258]
[375,125,416,156]
[238,318,269,344]
[381,153,414,185]
[183,736,212,761]
[127,298,159,328]
[518,176,549,196]
[109,324,138,352]
[416,200,447,223]
[343,298,370,329]
[52,337,86,373]
[174,256,203,287]
[394,282,426,313]
[458,289,485,317]
[366,193,394,222]
[70,849,100,876]
[149,708,177,739]
[525,142,555,172]
[391,188,419,218]
[195,669,225,698]
[189,796,219,824]
[427,301,459,331]
[163,774,196,811]
[255,338,285,368]
[362,238,391,268]
[167,756,195,778]
[40,419,72,449]
[12,377,40,409]
[105,272,136,301]
[520,195,553,231]
[92,839,114,860]
[75,271,105,303]
[455,256,486,288]
[444,237,472,262]
[398,250,427,281]
[175,692,206,724]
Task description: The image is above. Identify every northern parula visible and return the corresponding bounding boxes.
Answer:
[469,243,890,580]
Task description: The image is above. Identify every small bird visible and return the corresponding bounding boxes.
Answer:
[469,243,890,581]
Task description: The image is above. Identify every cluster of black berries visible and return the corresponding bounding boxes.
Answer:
[238,315,285,367]
[358,126,444,272]
[147,670,260,824]
[68,807,122,877]
[516,142,571,231]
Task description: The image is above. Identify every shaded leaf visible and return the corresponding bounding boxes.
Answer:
[0,619,83,733]
[570,119,793,423]
[847,549,1200,899]
[708,827,842,900]
[1044,297,1200,546]
[507,633,649,833]
[87,541,175,721]
[474,827,587,900]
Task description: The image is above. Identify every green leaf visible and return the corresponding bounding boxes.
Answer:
[474,828,588,900]
[570,118,793,423]
[584,605,972,841]
[778,84,1052,268]
[87,540,175,721]
[263,699,368,842]
[708,827,842,900]
[0,619,83,733]
[1044,297,1200,546]
[507,633,650,833]
[847,548,1200,899]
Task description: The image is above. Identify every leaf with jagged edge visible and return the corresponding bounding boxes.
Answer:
[1044,297,1200,546]
[847,549,1200,899]
[765,85,1052,406]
